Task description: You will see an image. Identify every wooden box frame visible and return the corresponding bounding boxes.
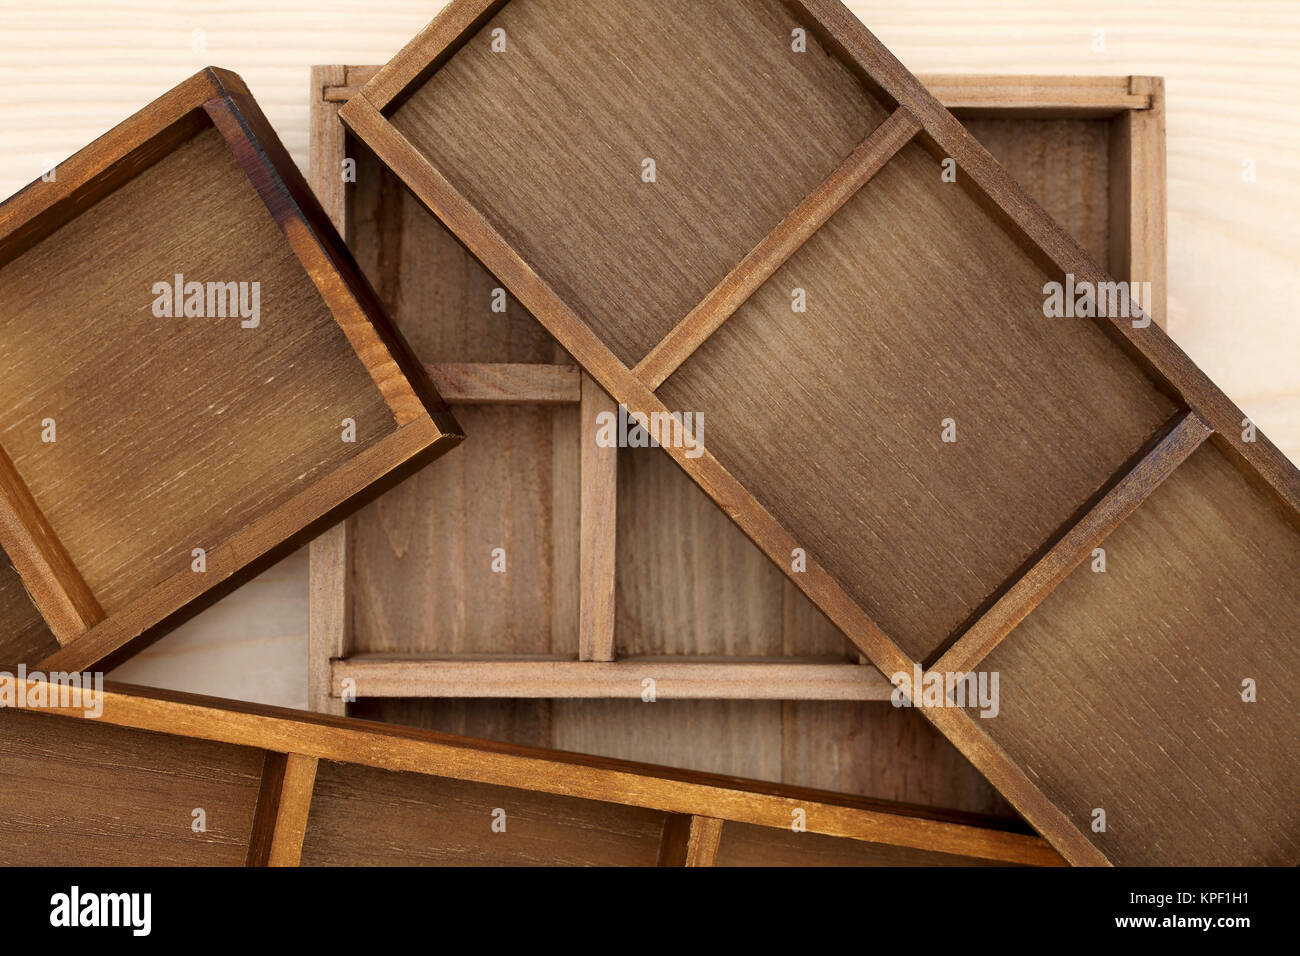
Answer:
[0,672,1061,866]
[337,0,1300,866]
[308,68,1167,824]
[0,67,462,674]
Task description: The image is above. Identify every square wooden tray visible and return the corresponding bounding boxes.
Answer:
[309,67,1166,827]
[0,68,462,673]
[337,0,1300,866]
[0,673,1061,866]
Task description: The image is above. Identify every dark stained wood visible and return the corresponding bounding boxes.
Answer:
[314,64,1166,834]
[245,751,319,867]
[657,813,723,866]
[338,0,1285,864]
[0,548,58,664]
[636,107,921,387]
[974,443,1300,866]
[17,675,1061,866]
[934,410,1210,673]
[660,140,1177,661]
[301,759,666,866]
[384,0,889,365]
[0,706,263,866]
[348,405,579,659]
[0,68,461,673]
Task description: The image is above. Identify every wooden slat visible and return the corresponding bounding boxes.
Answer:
[579,374,617,661]
[306,69,353,719]
[22,675,1062,866]
[331,656,895,700]
[0,444,103,643]
[933,410,1211,676]
[245,751,319,867]
[658,814,724,866]
[919,74,1151,115]
[308,526,351,717]
[308,64,348,234]
[634,107,921,389]
[428,362,581,405]
[1109,76,1168,329]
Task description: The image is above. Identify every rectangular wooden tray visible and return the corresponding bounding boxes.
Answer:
[337,0,1300,866]
[0,67,462,673]
[309,66,1166,826]
[0,672,1060,866]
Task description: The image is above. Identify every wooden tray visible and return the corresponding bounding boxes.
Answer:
[309,67,1165,826]
[0,68,462,673]
[0,673,1061,866]
[338,0,1300,866]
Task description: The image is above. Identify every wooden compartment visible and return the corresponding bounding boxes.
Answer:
[0,707,264,866]
[656,136,1176,660]
[338,0,1300,865]
[312,65,1170,832]
[301,760,665,866]
[0,675,1062,867]
[968,441,1300,866]
[311,66,1166,828]
[0,67,461,674]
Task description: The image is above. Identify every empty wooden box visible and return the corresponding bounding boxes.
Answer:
[309,66,1169,829]
[0,674,1061,867]
[336,0,1300,866]
[0,67,462,674]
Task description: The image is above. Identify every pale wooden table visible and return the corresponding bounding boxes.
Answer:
[1,1,1296,706]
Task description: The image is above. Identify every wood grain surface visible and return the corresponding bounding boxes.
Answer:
[975,442,1300,866]
[659,138,1177,660]
[14,674,1060,866]
[332,0,1300,864]
[0,126,391,615]
[0,1,1289,716]
[389,0,888,366]
[0,706,264,866]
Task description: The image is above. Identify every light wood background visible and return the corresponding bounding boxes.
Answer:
[1,1,1295,707]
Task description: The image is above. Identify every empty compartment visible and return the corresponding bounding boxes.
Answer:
[344,143,580,659]
[0,708,263,865]
[659,140,1178,661]
[387,0,891,364]
[351,697,1018,821]
[616,445,851,659]
[299,759,665,865]
[0,121,393,619]
[973,442,1300,865]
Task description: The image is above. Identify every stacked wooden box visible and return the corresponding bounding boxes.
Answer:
[0,0,1294,867]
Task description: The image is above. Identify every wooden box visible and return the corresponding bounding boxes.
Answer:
[0,673,1061,866]
[310,67,1166,827]
[0,68,462,674]
[336,0,1300,866]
